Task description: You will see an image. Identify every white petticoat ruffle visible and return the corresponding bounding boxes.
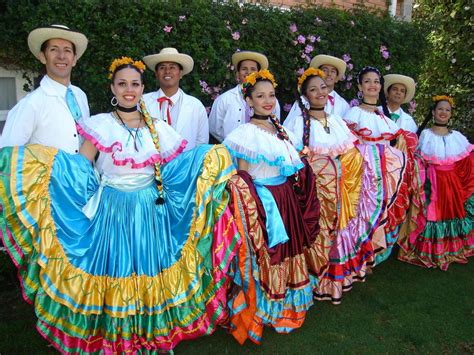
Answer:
[77,113,187,168]
[223,123,304,177]
[418,129,473,165]
[283,113,358,157]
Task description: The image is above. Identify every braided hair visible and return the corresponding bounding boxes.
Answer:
[357,66,390,117]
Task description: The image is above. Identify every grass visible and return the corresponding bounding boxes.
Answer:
[0,249,473,354]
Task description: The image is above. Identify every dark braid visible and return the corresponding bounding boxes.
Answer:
[417,110,432,137]
[297,95,312,147]
[268,114,290,142]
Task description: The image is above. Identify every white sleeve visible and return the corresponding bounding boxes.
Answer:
[0,99,36,147]
[196,103,209,145]
[208,95,225,142]
[275,99,281,120]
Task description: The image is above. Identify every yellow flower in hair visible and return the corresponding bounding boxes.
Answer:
[297,68,325,91]
[244,69,277,88]
[108,56,146,79]
[432,95,455,107]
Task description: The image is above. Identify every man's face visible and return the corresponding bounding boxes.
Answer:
[155,61,182,91]
[320,64,339,89]
[387,83,407,106]
[236,60,259,83]
[39,38,77,85]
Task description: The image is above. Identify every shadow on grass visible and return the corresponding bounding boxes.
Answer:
[0,251,473,354]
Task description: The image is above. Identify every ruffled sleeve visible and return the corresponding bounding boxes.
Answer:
[344,107,401,142]
[223,123,304,176]
[77,113,187,168]
[418,129,473,165]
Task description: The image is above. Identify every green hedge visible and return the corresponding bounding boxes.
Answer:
[1,1,428,122]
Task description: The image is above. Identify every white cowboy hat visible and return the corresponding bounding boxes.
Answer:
[231,50,269,70]
[143,48,194,75]
[28,24,88,60]
[384,74,416,103]
[310,54,346,81]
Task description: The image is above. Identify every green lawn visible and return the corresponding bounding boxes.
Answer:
[1,251,473,354]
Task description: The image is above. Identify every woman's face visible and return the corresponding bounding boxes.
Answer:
[304,76,328,108]
[111,67,144,108]
[358,71,381,99]
[246,80,276,116]
[433,100,452,125]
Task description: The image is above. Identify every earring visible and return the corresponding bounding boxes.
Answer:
[111,96,118,106]
[357,91,363,100]
[249,106,254,117]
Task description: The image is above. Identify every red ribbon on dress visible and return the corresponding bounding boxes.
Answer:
[157,97,173,126]
[328,94,335,106]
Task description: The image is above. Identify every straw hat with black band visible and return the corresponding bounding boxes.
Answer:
[231,51,269,71]
[384,74,416,104]
[310,54,346,81]
[28,24,88,60]
[143,48,194,76]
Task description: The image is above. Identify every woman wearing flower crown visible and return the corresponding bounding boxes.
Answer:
[398,95,474,270]
[283,68,385,304]
[223,69,322,344]
[344,66,421,265]
[0,57,241,353]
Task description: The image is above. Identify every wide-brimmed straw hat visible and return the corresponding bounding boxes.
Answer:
[231,51,269,70]
[310,54,346,81]
[143,48,194,75]
[28,24,88,60]
[384,74,416,103]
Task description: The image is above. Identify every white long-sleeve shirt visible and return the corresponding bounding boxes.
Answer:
[0,75,89,153]
[143,88,209,150]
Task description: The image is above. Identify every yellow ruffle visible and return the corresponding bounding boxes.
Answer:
[8,144,235,317]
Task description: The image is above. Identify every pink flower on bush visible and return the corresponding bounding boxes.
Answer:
[242,18,248,25]
[315,36,321,42]
[178,15,186,22]
[307,35,316,43]
[350,99,360,107]
[385,64,391,70]
[345,82,352,89]
[346,74,353,81]
[289,23,298,33]
[408,100,417,114]
[304,44,314,54]
[163,26,173,33]
[297,67,305,76]
[297,35,306,44]
[283,103,292,112]
[292,40,298,46]
[380,45,390,60]
[347,63,354,71]
[315,17,322,24]
[350,20,355,27]
[232,31,240,40]
[342,54,351,63]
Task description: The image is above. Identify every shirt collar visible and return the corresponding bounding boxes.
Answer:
[158,88,182,102]
[40,75,70,97]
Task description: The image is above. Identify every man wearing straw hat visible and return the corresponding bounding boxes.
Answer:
[382,74,417,133]
[209,50,281,142]
[285,54,350,123]
[0,24,89,154]
[143,48,208,151]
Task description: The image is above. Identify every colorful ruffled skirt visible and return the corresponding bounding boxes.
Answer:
[226,161,320,344]
[313,146,384,304]
[0,144,240,353]
[398,154,474,270]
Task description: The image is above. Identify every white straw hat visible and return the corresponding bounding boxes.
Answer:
[143,48,194,75]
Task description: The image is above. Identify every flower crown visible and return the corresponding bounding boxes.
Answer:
[242,69,277,95]
[297,68,325,92]
[432,95,455,107]
[108,56,146,79]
